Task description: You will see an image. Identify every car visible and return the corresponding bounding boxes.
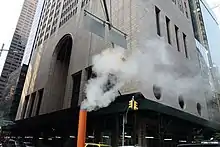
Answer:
[177,143,220,147]
[22,142,34,147]
[118,146,141,147]
[5,139,24,147]
[85,143,111,147]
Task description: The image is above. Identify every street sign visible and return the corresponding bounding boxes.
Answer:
[83,10,127,49]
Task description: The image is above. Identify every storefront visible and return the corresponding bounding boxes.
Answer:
[2,93,219,147]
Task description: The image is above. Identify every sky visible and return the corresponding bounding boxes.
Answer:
[0,0,220,74]
[207,0,220,23]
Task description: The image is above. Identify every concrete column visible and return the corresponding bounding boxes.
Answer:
[111,115,119,147]
[132,113,137,145]
[137,120,147,147]
[94,128,102,143]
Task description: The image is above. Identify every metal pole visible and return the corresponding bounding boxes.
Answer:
[0,43,4,57]
[122,106,129,146]
[122,114,125,146]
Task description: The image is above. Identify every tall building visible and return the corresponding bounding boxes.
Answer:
[0,0,38,99]
[22,0,45,65]
[13,0,220,146]
[189,0,220,120]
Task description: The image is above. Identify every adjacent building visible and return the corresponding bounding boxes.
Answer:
[189,0,220,121]
[0,0,38,99]
[2,64,28,121]
[13,0,220,146]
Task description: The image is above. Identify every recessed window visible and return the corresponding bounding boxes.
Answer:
[183,33,188,58]
[175,25,180,52]
[178,95,185,109]
[36,89,44,116]
[71,71,82,108]
[153,84,162,100]
[155,6,161,36]
[197,103,201,115]
[21,95,30,119]
[27,92,36,117]
[166,16,171,44]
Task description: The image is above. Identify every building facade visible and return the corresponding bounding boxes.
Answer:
[14,0,219,146]
[0,0,38,99]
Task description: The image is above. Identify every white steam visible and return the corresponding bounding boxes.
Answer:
[81,39,210,111]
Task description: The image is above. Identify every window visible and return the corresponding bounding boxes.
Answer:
[71,71,82,108]
[86,66,96,80]
[27,92,36,117]
[153,85,162,100]
[21,95,29,119]
[103,74,117,93]
[183,33,188,58]
[36,89,44,116]
[175,25,180,52]
[184,2,189,18]
[178,95,185,109]
[166,16,171,44]
[155,6,161,36]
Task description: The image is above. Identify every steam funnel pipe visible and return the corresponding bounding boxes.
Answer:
[77,109,87,147]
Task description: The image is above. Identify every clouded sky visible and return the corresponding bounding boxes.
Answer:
[207,0,220,23]
[0,0,220,74]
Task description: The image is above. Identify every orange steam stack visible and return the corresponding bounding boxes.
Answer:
[77,109,87,147]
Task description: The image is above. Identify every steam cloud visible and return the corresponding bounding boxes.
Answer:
[81,38,211,111]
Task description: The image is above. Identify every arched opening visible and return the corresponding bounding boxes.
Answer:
[46,34,73,111]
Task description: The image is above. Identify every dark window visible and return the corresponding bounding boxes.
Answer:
[175,25,180,52]
[36,89,44,116]
[172,0,176,4]
[166,16,171,44]
[183,33,188,58]
[155,6,161,36]
[153,85,162,100]
[2,75,7,79]
[27,92,36,117]
[86,66,96,80]
[197,103,201,115]
[184,2,189,18]
[71,71,82,108]
[21,95,29,119]
[103,74,117,93]
[178,95,185,109]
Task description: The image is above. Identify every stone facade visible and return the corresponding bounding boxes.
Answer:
[16,0,210,122]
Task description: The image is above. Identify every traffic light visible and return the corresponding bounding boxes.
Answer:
[128,99,133,109]
[133,100,138,110]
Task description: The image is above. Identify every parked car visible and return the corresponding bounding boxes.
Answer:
[22,142,34,147]
[177,142,220,147]
[85,143,111,147]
